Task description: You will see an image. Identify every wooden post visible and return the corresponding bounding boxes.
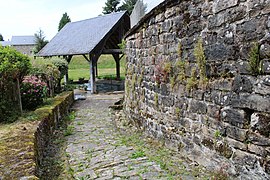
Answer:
[64,55,73,84]
[96,63,98,77]
[113,54,121,80]
[89,54,97,94]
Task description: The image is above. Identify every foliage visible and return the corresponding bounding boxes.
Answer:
[50,58,68,80]
[103,0,121,14]
[31,59,60,83]
[119,0,138,14]
[0,46,31,122]
[0,46,31,81]
[118,39,126,53]
[20,76,48,110]
[130,149,145,159]
[0,100,20,123]
[31,58,60,95]
[58,12,71,32]
[103,0,146,14]
[248,43,263,75]
[64,125,74,136]
[186,68,198,91]
[33,29,49,54]
[176,60,186,82]
[155,62,172,84]
[194,39,207,86]
[31,57,68,93]
[0,34,3,41]
[214,130,222,139]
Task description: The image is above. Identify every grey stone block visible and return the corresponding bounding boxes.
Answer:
[189,100,208,114]
[226,125,248,142]
[232,75,254,93]
[221,107,249,128]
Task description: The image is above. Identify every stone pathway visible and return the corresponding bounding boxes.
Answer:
[65,93,170,179]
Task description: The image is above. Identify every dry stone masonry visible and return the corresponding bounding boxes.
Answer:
[124,0,270,178]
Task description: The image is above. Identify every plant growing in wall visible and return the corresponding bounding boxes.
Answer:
[248,43,263,75]
[172,42,187,88]
[154,61,172,85]
[154,93,159,107]
[118,39,126,53]
[194,38,207,88]
[186,68,198,91]
[175,60,186,83]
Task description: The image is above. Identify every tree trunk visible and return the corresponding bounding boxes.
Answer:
[16,78,23,114]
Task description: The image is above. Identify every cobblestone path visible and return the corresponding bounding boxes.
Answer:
[65,93,171,179]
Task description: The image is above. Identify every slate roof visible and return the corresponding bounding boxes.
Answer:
[11,36,35,45]
[38,11,129,56]
[0,41,11,46]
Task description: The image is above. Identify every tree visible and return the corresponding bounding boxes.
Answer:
[58,12,71,31]
[33,29,48,54]
[103,0,120,14]
[0,34,3,41]
[119,0,138,14]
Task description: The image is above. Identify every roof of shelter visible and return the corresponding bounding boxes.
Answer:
[11,36,35,45]
[38,11,129,57]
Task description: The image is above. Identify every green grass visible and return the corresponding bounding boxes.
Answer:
[68,55,126,80]
[31,55,126,81]
[64,125,74,136]
[130,150,145,159]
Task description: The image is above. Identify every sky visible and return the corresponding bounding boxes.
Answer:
[0,0,107,41]
[0,0,164,41]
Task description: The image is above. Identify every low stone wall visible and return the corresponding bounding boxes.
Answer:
[34,91,74,177]
[124,0,270,178]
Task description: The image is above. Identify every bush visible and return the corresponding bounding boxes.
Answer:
[31,59,60,96]
[0,99,20,122]
[49,57,68,79]
[0,46,31,81]
[0,46,31,122]
[21,76,48,110]
[31,57,68,93]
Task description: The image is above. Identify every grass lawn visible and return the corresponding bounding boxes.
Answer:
[69,55,126,80]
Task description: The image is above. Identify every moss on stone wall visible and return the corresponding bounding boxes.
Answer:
[0,91,74,179]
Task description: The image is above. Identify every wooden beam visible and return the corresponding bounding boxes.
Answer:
[102,49,123,54]
[83,54,90,62]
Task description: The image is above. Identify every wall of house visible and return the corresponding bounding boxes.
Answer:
[124,0,270,178]
[13,45,35,56]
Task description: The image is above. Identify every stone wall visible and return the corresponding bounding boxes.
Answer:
[13,45,35,56]
[124,0,270,178]
[34,91,74,176]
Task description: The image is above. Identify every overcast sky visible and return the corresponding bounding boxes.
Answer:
[0,0,163,41]
[0,0,107,41]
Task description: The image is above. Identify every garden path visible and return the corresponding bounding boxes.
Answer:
[65,93,171,179]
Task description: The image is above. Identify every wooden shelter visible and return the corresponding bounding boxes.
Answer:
[38,11,130,93]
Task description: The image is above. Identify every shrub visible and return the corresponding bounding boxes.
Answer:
[21,76,48,110]
[0,46,31,122]
[49,57,68,80]
[0,46,31,81]
[31,59,60,96]
[0,99,20,122]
